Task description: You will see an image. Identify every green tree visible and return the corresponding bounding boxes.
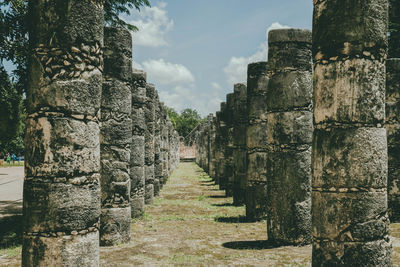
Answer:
[389,0,400,58]
[169,108,204,137]
[0,0,151,155]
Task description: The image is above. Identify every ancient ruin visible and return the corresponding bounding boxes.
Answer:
[312,0,392,265]
[23,0,104,265]
[246,62,269,220]
[144,84,156,204]
[266,29,313,245]
[15,0,399,265]
[130,69,147,218]
[232,83,247,206]
[100,27,132,246]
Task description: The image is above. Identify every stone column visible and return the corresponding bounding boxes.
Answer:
[154,93,162,196]
[209,115,217,180]
[224,93,235,197]
[100,27,132,246]
[214,111,222,186]
[131,69,147,218]
[161,104,170,185]
[387,59,400,222]
[144,84,156,204]
[246,62,269,220]
[167,121,174,175]
[266,29,312,245]
[312,0,392,265]
[218,102,228,190]
[23,0,103,265]
[233,83,247,206]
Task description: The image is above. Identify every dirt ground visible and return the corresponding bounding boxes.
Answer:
[1,162,400,266]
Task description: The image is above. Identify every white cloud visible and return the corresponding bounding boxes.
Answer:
[129,2,173,47]
[140,59,195,85]
[211,82,222,90]
[224,22,290,86]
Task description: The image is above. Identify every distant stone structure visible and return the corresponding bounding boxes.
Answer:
[266,29,312,245]
[144,84,156,204]
[312,0,392,265]
[246,62,269,220]
[23,0,104,265]
[100,27,132,246]
[130,69,147,218]
[232,84,247,206]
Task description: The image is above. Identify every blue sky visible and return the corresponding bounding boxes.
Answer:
[4,0,313,116]
[124,0,312,116]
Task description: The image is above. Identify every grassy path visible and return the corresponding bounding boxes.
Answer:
[1,162,400,266]
[100,162,311,266]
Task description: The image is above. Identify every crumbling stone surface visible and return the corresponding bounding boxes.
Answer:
[130,69,147,218]
[224,93,235,197]
[144,84,156,205]
[246,62,269,220]
[100,27,132,246]
[154,93,162,196]
[312,0,392,265]
[232,83,247,206]
[266,29,312,246]
[23,0,103,265]
[386,58,400,222]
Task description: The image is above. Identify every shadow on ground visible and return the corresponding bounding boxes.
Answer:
[0,215,22,248]
[214,215,258,223]
[222,240,276,250]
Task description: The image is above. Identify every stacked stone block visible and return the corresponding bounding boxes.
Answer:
[130,69,147,218]
[312,0,392,265]
[266,29,312,246]
[208,115,217,180]
[100,27,132,246]
[224,93,235,197]
[218,103,228,190]
[23,0,104,265]
[160,104,170,185]
[144,84,156,204]
[232,83,247,206]
[153,93,162,196]
[246,62,269,220]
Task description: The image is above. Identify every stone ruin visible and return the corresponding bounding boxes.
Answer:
[21,0,397,265]
[194,0,395,265]
[23,0,180,265]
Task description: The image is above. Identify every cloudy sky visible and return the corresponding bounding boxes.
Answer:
[124,0,312,116]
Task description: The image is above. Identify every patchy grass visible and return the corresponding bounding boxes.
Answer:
[1,162,399,266]
[0,162,24,168]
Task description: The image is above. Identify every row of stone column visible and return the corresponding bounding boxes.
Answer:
[195,0,394,263]
[23,1,180,265]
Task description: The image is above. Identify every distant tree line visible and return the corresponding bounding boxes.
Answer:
[167,108,206,138]
[0,0,150,154]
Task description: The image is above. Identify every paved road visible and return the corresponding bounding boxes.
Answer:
[0,167,24,218]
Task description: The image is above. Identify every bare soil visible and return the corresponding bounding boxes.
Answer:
[1,162,399,266]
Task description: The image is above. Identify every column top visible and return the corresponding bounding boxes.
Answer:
[268,28,311,44]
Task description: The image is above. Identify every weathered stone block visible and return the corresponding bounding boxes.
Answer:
[267,111,313,146]
[131,136,145,166]
[267,149,312,245]
[23,178,100,233]
[266,71,312,111]
[246,182,268,220]
[312,191,389,241]
[28,72,102,115]
[100,207,131,246]
[312,238,392,267]
[313,0,388,61]
[314,59,386,125]
[25,117,100,178]
[22,231,100,267]
[313,127,387,189]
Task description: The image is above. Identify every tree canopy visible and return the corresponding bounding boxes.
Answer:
[389,0,400,58]
[167,108,206,137]
[0,0,150,155]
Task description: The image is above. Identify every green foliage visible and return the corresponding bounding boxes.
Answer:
[389,0,400,58]
[0,0,150,155]
[104,0,151,31]
[167,108,205,137]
